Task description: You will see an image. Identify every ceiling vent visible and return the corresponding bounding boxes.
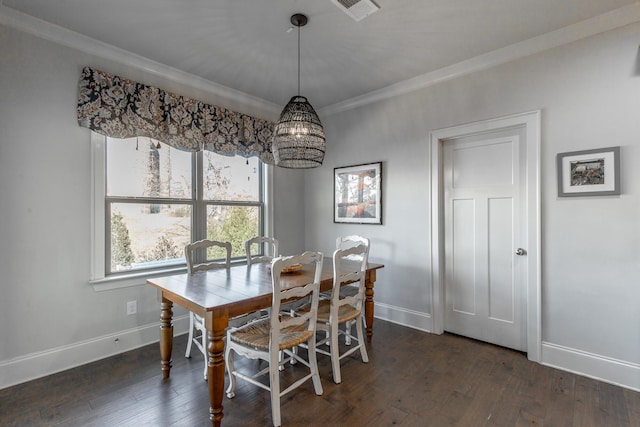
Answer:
[330,0,380,22]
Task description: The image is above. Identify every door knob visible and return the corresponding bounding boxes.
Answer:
[515,248,527,256]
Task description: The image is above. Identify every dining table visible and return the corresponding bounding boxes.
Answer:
[146,259,384,426]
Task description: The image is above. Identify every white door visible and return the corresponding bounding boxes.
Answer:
[442,127,527,351]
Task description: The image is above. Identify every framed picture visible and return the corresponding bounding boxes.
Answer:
[334,162,382,224]
[557,146,620,197]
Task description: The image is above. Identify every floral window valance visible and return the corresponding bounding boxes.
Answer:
[76,66,275,164]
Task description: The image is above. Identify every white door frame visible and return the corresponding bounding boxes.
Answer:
[430,111,541,362]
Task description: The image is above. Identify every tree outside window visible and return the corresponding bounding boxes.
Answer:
[106,136,262,274]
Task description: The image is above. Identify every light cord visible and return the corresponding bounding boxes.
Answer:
[297,23,301,96]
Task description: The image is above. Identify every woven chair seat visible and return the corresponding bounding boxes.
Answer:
[229,317,313,351]
[300,299,361,324]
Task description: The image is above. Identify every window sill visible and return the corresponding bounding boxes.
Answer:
[90,267,187,292]
[89,259,249,292]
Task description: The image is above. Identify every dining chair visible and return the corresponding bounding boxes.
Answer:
[245,235,302,370]
[321,235,370,299]
[336,235,370,259]
[334,235,370,294]
[303,243,369,384]
[323,235,370,344]
[225,251,324,427]
[245,236,279,266]
[246,235,306,316]
[184,239,260,380]
[336,234,370,247]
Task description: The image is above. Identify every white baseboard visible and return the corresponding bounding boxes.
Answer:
[374,302,432,333]
[541,341,640,392]
[0,315,189,390]
[4,312,639,393]
[374,303,640,392]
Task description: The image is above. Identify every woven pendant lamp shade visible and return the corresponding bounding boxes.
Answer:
[272,13,326,169]
[272,95,326,168]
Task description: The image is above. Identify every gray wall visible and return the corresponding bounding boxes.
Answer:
[1,19,639,391]
[0,24,304,387]
[306,23,640,389]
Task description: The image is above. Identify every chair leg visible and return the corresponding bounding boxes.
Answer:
[269,350,282,426]
[225,346,236,399]
[345,320,353,345]
[201,327,208,381]
[278,350,285,371]
[330,322,342,384]
[277,349,296,371]
[185,312,194,358]
[307,337,324,396]
[355,316,369,363]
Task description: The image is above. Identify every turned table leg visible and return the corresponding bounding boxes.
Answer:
[206,313,228,427]
[364,269,377,343]
[159,298,174,378]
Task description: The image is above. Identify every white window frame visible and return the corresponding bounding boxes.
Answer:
[89,132,274,291]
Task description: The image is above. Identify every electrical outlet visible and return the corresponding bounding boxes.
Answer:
[126,300,137,315]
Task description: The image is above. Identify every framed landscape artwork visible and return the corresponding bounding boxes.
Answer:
[334,162,382,224]
[557,146,620,197]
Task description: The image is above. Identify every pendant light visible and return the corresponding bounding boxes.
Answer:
[272,13,326,169]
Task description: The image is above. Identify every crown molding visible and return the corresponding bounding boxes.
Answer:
[2,3,639,118]
[0,5,282,117]
[319,2,640,116]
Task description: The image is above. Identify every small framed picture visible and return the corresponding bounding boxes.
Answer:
[557,146,620,197]
[334,162,382,224]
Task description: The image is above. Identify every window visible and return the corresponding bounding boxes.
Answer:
[92,134,269,285]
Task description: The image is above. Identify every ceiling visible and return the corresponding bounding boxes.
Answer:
[1,0,637,111]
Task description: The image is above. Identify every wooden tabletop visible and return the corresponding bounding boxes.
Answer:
[147,261,384,319]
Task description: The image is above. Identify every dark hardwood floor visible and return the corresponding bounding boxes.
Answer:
[1,320,639,426]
